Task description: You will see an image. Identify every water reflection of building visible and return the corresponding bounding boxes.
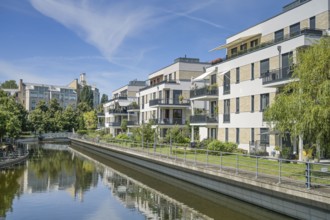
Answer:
[71,149,211,220]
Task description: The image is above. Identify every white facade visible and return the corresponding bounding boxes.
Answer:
[203,0,329,154]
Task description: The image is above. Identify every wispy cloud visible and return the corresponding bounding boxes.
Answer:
[29,0,158,63]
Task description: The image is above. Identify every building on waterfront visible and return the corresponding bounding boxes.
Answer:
[193,0,329,156]
[68,73,100,108]
[103,80,146,136]
[18,79,78,111]
[1,88,20,103]
[138,57,210,138]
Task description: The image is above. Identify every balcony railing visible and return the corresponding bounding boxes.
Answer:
[149,98,190,106]
[109,96,127,102]
[127,104,140,111]
[109,109,128,114]
[190,86,218,99]
[190,115,218,124]
[127,121,139,126]
[139,80,178,92]
[212,28,324,65]
[223,114,230,123]
[149,118,186,125]
[262,66,294,85]
[108,122,121,126]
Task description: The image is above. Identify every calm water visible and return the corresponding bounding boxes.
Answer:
[0,142,293,220]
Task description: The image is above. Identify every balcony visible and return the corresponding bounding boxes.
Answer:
[108,122,121,126]
[109,96,127,102]
[262,67,294,85]
[109,109,128,114]
[127,121,139,126]
[139,80,178,92]
[127,104,140,111]
[190,114,218,124]
[149,98,190,107]
[190,86,218,99]
[149,118,186,125]
[212,28,323,65]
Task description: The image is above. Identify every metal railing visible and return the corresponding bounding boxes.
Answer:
[149,98,190,106]
[190,114,218,123]
[262,67,294,85]
[190,86,218,99]
[149,118,186,125]
[69,134,330,191]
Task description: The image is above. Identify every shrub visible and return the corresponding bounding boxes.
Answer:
[207,140,237,153]
[115,133,129,140]
[198,139,213,148]
[77,130,88,135]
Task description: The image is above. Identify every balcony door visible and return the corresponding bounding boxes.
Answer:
[173,90,182,104]
[165,90,170,104]
[173,109,182,124]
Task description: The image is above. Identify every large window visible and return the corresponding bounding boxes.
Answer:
[173,90,182,104]
[225,128,228,142]
[240,43,247,51]
[310,16,316,29]
[275,29,284,42]
[282,52,293,73]
[290,22,300,36]
[210,74,217,85]
[260,93,269,112]
[260,128,269,145]
[223,99,230,123]
[223,72,231,94]
[260,59,269,76]
[236,67,240,83]
[173,109,182,124]
[250,39,258,48]
[231,47,237,56]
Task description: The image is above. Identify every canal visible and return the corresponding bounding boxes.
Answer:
[0,142,293,220]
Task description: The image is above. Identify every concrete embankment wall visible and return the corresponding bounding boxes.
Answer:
[71,138,330,220]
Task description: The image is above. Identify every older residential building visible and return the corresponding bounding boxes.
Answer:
[198,0,329,156]
[18,79,78,111]
[138,57,210,138]
[104,80,146,136]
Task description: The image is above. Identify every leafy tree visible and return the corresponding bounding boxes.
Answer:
[0,90,22,141]
[100,94,109,104]
[165,125,190,144]
[265,37,330,156]
[0,80,18,89]
[121,119,128,132]
[131,122,155,143]
[61,105,78,132]
[83,110,97,130]
[80,86,94,109]
[28,100,49,134]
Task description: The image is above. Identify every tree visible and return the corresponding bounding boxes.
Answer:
[165,125,190,144]
[61,105,78,132]
[1,80,18,89]
[131,122,155,143]
[265,37,330,157]
[100,94,108,104]
[28,100,49,134]
[121,119,128,133]
[80,86,94,109]
[83,110,97,130]
[0,90,22,141]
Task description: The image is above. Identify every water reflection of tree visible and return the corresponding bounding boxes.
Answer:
[28,147,97,196]
[0,166,25,217]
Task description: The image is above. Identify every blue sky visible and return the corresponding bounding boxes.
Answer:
[0,0,291,97]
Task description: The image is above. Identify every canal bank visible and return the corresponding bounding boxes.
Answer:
[70,137,330,220]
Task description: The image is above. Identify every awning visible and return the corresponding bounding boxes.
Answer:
[193,69,216,82]
[209,33,261,52]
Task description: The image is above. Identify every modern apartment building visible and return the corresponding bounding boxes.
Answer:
[18,79,78,111]
[197,0,329,155]
[138,57,210,138]
[104,80,146,136]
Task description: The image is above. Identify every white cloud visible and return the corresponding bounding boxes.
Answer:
[29,0,157,63]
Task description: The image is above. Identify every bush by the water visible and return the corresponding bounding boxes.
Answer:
[207,140,238,153]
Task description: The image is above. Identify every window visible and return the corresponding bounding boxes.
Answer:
[251,63,255,80]
[290,22,300,36]
[173,109,183,124]
[210,74,217,85]
[260,93,269,112]
[169,74,172,81]
[231,47,237,55]
[260,128,269,145]
[223,72,231,94]
[236,128,240,144]
[223,99,230,123]
[260,59,269,76]
[164,75,167,81]
[236,67,240,83]
[236,97,240,113]
[310,16,316,29]
[274,29,284,42]
[282,52,293,74]
[240,43,247,51]
[173,72,176,80]
[251,95,255,112]
[225,128,229,142]
[250,39,258,48]
[251,128,255,144]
